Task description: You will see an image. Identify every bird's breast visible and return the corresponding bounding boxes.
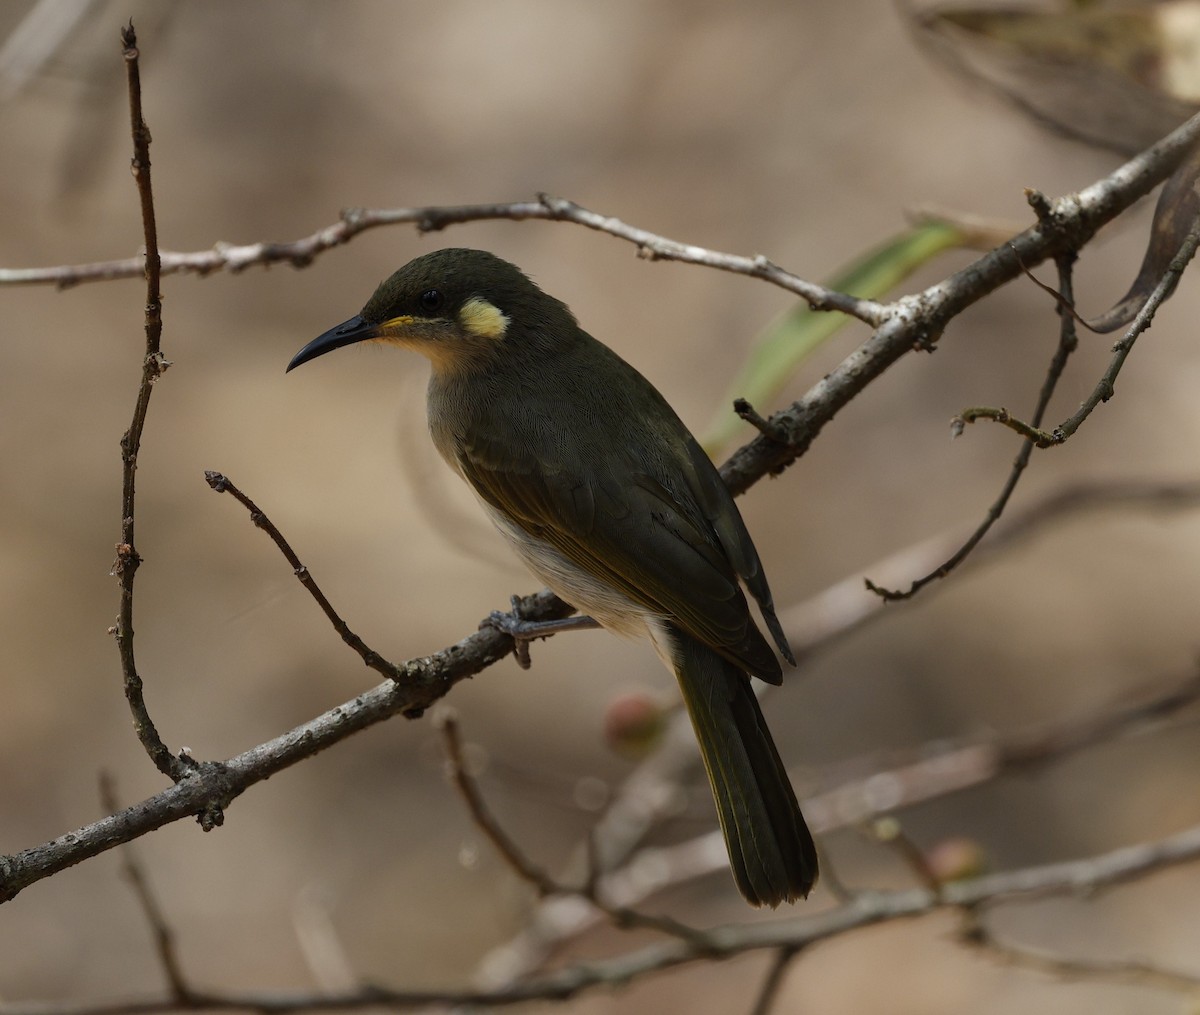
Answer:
[484,504,657,641]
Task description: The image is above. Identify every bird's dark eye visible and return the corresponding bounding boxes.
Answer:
[419,289,443,312]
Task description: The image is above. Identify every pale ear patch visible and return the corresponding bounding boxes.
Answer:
[458,297,509,340]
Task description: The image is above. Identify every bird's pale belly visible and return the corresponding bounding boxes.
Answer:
[485,504,661,642]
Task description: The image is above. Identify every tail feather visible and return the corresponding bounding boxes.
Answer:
[670,626,817,906]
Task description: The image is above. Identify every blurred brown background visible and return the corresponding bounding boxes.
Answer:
[2,1,1199,1012]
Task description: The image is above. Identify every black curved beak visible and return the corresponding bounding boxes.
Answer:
[286,315,377,373]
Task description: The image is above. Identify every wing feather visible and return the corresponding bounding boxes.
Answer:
[458,430,782,681]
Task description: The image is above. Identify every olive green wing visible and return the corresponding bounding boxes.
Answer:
[455,432,784,683]
[679,437,795,668]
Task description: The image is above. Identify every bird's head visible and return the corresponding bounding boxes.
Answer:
[287,248,573,376]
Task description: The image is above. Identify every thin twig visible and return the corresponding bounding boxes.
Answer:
[1054,210,1200,443]
[203,472,411,684]
[748,947,800,1015]
[963,915,1200,994]
[869,251,1081,600]
[786,475,1200,663]
[440,715,560,895]
[112,21,180,781]
[733,398,789,443]
[950,406,1058,446]
[867,817,942,892]
[439,715,708,946]
[945,209,1200,456]
[98,773,192,1000]
[203,471,577,698]
[0,100,1196,338]
[0,196,883,324]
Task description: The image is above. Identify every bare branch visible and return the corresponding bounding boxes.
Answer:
[790,475,1200,661]
[0,586,568,903]
[440,715,708,946]
[2,103,1199,346]
[748,947,800,1015]
[111,22,181,781]
[99,773,192,1001]
[4,822,1200,1015]
[0,197,882,324]
[1054,209,1200,442]
[947,207,1200,455]
[951,405,1059,446]
[869,251,1081,600]
[203,472,428,683]
[440,714,561,896]
[964,915,1200,994]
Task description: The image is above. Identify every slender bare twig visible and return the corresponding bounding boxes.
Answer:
[787,474,1200,661]
[98,773,192,1000]
[202,470,576,697]
[439,715,707,946]
[1054,210,1200,443]
[111,22,181,781]
[0,196,882,324]
[868,250,1081,600]
[0,104,1198,340]
[204,473,411,684]
[963,916,1200,995]
[867,817,943,892]
[440,715,560,895]
[950,209,1200,450]
[748,947,800,1015]
[733,398,789,443]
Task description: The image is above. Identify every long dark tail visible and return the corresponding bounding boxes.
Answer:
[670,627,817,906]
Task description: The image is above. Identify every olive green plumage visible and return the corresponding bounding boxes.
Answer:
[288,248,818,905]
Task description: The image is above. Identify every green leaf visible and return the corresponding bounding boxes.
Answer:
[702,219,967,455]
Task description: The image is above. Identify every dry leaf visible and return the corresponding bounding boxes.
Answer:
[913,2,1200,152]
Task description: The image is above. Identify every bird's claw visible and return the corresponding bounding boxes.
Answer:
[481,597,600,669]
[483,597,539,668]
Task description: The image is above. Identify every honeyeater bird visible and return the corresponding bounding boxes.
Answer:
[287,248,817,906]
